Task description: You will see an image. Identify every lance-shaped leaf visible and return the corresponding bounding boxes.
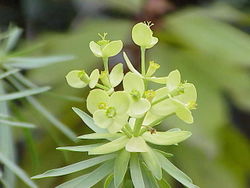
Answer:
[74,161,114,188]
[56,144,103,152]
[56,161,113,188]
[114,149,130,187]
[0,69,20,80]
[4,26,22,52]
[0,152,37,188]
[130,153,145,188]
[155,152,199,188]
[7,55,74,69]
[72,107,106,133]
[89,136,129,155]
[31,154,115,179]
[142,130,192,145]
[123,52,141,76]
[78,133,123,139]
[0,119,35,129]
[6,73,77,141]
[0,86,50,101]
[141,147,162,180]
[126,136,149,152]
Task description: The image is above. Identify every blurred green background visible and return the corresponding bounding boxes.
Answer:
[0,0,250,187]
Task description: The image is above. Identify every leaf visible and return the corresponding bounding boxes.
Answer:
[0,69,20,80]
[55,173,89,188]
[153,149,173,158]
[6,74,77,141]
[56,144,103,152]
[89,136,129,155]
[142,131,192,145]
[158,179,171,188]
[130,153,145,188]
[123,52,141,76]
[0,87,50,101]
[7,55,74,69]
[0,152,37,188]
[141,148,162,180]
[4,26,22,52]
[78,133,123,139]
[141,164,159,188]
[104,174,114,188]
[125,136,149,152]
[72,107,106,133]
[0,119,35,128]
[155,152,199,188]
[114,149,130,187]
[31,154,115,179]
[74,161,114,188]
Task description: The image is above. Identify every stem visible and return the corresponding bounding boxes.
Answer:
[151,94,171,105]
[122,127,132,138]
[140,47,146,76]
[133,116,145,136]
[96,83,109,91]
[103,57,109,73]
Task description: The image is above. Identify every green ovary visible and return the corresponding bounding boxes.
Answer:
[106,107,116,118]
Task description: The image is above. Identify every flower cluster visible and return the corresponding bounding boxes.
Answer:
[33,22,199,188]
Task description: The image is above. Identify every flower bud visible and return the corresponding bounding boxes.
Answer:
[65,70,89,88]
[146,61,160,77]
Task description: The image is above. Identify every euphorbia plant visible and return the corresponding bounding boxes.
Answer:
[32,22,199,188]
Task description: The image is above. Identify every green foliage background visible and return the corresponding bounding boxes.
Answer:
[0,0,249,188]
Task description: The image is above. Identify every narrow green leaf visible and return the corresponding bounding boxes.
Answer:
[155,152,199,188]
[0,69,20,80]
[78,133,123,139]
[158,179,171,188]
[31,154,115,179]
[74,161,114,188]
[114,149,130,187]
[56,173,89,188]
[4,27,22,52]
[104,174,114,188]
[0,82,16,188]
[72,107,106,133]
[56,144,103,152]
[126,136,149,152]
[153,149,173,158]
[0,152,37,188]
[6,74,77,141]
[130,153,145,188]
[0,119,35,128]
[89,136,129,155]
[7,56,74,69]
[141,147,162,180]
[0,87,50,101]
[141,164,159,188]
[142,131,192,145]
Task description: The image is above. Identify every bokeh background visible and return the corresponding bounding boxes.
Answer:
[0,0,250,187]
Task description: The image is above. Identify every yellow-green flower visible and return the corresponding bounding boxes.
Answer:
[89,33,123,58]
[87,89,130,133]
[132,22,158,49]
[123,72,151,118]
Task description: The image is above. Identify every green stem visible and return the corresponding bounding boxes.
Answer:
[122,127,132,138]
[103,57,109,73]
[96,83,109,90]
[133,116,145,136]
[152,94,171,105]
[140,47,146,76]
